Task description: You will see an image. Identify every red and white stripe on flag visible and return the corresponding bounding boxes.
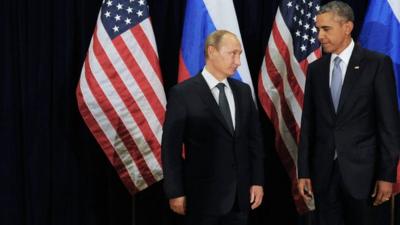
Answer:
[394,161,400,195]
[76,0,166,194]
[258,0,321,213]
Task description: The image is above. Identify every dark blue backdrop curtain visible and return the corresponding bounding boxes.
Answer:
[1,0,398,225]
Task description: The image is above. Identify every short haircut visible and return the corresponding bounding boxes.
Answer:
[318,1,354,22]
[204,30,237,58]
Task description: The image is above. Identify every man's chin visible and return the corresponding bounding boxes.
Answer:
[321,46,333,54]
[228,70,237,76]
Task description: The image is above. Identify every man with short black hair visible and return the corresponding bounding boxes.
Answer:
[298,1,400,225]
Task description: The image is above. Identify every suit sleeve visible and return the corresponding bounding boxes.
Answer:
[246,85,265,185]
[298,65,315,179]
[374,55,400,182]
[161,86,186,199]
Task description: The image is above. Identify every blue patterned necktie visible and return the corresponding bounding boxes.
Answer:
[216,83,234,133]
[331,57,343,112]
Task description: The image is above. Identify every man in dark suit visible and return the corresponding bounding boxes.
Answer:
[162,30,264,225]
[297,1,400,225]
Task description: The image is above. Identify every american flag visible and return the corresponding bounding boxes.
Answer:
[258,0,321,213]
[395,163,400,194]
[76,0,166,193]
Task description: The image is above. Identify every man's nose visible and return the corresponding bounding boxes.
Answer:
[317,31,324,41]
[234,55,241,66]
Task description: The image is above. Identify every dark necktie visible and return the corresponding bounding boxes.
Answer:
[216,83,234,133]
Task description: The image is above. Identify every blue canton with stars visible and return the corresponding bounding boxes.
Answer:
[101,0,150,39]
[280,0,320,61]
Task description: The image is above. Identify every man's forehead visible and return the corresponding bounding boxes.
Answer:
[317,12,335,20]
[221,34,239,43]
[317,12,346,23]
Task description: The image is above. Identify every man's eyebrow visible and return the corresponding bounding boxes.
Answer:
[319,25,331,29]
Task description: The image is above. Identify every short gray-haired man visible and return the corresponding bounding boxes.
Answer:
[162,30,264,225]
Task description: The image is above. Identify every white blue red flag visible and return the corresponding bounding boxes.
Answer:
[359,0,400,194]
[258,0,321,213]
[178,0,255,99]
[76,0,166,194]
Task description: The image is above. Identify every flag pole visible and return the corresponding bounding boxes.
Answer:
[390,196,395,225]
[132,196,136,225]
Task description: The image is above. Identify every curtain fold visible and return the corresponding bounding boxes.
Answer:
[2,0,394,225]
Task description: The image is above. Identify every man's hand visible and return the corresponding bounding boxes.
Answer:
[250,185,264,209]
[169,196,186,215]
[372,180,393,206]
[298,178,313,202]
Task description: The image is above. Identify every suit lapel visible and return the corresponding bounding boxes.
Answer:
[194,74,234,135]
[320,56,336,117]
[336,45,363,115]
[228,78,240,137]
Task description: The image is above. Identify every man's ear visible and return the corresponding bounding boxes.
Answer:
[345,21,354,36]
[208,45,216,58]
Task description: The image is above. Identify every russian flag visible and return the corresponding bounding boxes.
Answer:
[359,0,400,106]
[178,0,255,99]
[359,0,400,194]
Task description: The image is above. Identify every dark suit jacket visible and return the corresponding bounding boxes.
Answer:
[162,73,264,215]
[298,45,400,199]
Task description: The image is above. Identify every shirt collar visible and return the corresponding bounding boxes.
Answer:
[331,39,354,65]
[201,67,230,90]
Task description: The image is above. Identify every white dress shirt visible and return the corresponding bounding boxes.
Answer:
[329,39,355,87]
[201,68,236,128]
[329,39,354,159]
